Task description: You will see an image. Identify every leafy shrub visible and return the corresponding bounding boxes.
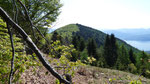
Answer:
[128,63,137,74]
[49,40,85,77]
[0,18,39,83]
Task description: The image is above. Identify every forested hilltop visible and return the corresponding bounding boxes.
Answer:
[50,23,150,79]
[55,23,139,52]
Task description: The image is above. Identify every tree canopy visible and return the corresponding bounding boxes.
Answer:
[0,0,62,35]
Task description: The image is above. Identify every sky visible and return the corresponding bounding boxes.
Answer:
[52,0,150,30]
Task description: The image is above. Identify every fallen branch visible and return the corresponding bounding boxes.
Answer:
[0,7,70,84]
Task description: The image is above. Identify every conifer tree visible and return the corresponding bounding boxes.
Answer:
[110,34,118,65]
[72,35,78,49]
[91,38,97,57]
[104,34,118,67]
[116,45,130,70]
[137,51,149,76]
[87,39,92,56]
[79,39,85,51]
[51,31,62,43]
[87,38,97,57]
[104,34,111,67]
[129,48,136,64]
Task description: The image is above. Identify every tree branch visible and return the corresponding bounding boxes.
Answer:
[0,7,70,84]
[17,0,60,56]
[17,0,36,39]
[11,0,18,23]
[33,11,53,25]
[7,23,15,84]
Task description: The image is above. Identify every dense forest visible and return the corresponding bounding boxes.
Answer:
[0,0,150,84]
[53,23,150,79]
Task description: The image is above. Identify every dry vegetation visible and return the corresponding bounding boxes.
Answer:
[17,65,150,84]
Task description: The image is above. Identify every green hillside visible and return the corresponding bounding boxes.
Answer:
[55,23,139,52]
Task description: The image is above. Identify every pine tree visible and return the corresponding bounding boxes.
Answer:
[110,34,118,65]
[116,45,130,70]
[91,38,97,58]
[87,39,92,56]
[72,35,78,49]
[129,48,136,64]
[51,31,58,42]
[79,39,85,51]
[104,34,118,67]
[138,51,149,77]
[87,38,97,57]
[104,34,111,67]
[51,31,62,43]
[105,34,111,47]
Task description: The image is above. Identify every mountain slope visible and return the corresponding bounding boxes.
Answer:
[19,65,150,84]
[55,23,139,52]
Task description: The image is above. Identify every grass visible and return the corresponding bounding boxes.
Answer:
[75,65,150,84]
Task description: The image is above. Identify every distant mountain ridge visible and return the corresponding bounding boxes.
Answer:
[103,28,150,41]
[54,24,139,52]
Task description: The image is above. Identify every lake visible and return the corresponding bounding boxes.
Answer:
[125,41,150,51]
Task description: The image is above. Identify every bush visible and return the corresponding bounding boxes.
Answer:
[128,63,137,74]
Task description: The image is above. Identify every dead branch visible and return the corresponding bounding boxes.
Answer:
[7,23,15,84]
[0,7,70,84]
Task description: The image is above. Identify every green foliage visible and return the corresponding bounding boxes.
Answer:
[129,80,142,84]
[0,0,62,50]
[0,18,39,83]
[51,31,62,43]
[128,63,137,74]
[80,49,88,62]
[104,34,118,67]
[54,24,140,52]
[79,39,85,51]
[145,70,150,78]
[116,45,130,70]
[72,35,85,51]
[129,48,136,64]
[49,41,85,77]
[0,0,62,28]
[72,35,79,49]
[55,79,60,84]
[86,57,96,64]
[136,51,150,77]
[52,23,150,79]
[108,78,116,83]
[96,47,106,67]
[87,38,97,57]
[56,24,79,40]
[0,18,7,36]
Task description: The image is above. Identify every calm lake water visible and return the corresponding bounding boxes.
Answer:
[125,41,150,51]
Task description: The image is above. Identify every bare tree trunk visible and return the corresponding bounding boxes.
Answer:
[7,23,15,84]
[0,7,70,84]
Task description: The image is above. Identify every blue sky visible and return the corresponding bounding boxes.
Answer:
[52,0,150,30]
